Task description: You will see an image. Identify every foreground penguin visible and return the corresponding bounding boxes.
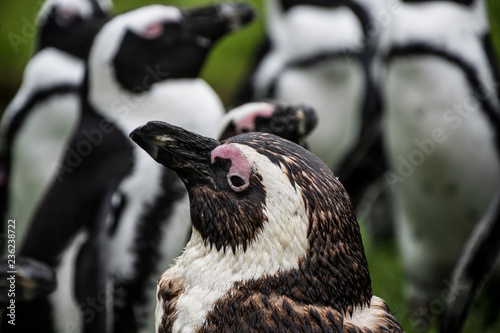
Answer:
[0,0,111,244]
[382,0,500,315]
[16,4,255,333]
[131,122,403,333]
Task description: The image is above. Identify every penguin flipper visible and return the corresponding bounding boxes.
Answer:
[440,190,500,333]
[74,181,119,333]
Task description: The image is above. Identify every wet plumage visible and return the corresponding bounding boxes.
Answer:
[130,122,403,333]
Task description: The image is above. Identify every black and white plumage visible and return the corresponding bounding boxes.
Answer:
[17,4,256,333]
[216,101,317,147]
[381,0,500,312]
[0,0,111,244]
[237,0,383,172]
[130,121,403,333]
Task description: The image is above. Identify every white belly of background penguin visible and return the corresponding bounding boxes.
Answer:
[131,121,403,333]
[382,0,500,305]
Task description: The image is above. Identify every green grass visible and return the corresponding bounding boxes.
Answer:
[1,1,500,332]
[360,222,500,333]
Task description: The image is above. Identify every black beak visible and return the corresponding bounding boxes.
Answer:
[269,103,318,145]
[130,121,219,187]
[182,2,257,43]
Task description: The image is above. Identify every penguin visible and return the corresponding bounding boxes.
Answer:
[381,0,500,311]
[15,4,256,333]
[0,0,112,247]
[216,100,317,147]
[130,121,403,333]
[236,0,384,173]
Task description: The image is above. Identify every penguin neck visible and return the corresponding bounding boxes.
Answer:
[86,63,222,136]
[241,209,373,314]
[176,215,372,316]
[171,222,309,333]
[178,193,310,290]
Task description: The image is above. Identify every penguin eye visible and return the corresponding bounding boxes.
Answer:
[228,174,248,192]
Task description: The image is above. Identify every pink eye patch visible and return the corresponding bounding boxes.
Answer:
[211,144,252,192]
[236,104,274,133]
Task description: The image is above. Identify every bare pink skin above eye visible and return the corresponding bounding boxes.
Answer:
[236,104,275,133]
[141,21,165,39]
[211,144,252,190]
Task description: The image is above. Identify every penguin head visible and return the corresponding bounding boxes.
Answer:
[131,122,372,311]
[89,3,255,94]
[217,101,318,147]
[36,0,112,59]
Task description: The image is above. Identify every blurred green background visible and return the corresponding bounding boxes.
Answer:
[1,0,499,332]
